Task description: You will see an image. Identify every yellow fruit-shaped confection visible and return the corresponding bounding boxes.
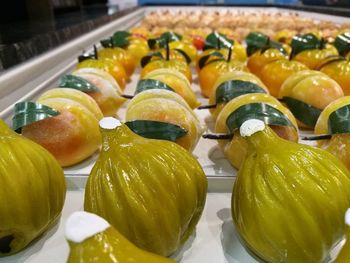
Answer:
[260,59,308,97]
[98,47,136,78]
[195,49,219,73]
[333,209,350,263]
[293,44,339,69]
[142,69,200,109]
[141,59,192,83]
[232,119,350,263]
[220,45,247,63]
[247,48,287,78]
[320,59,350,96]
[72,71,126,116]
[84,118,207,256]
[65,211,175,263]
[169,41,198,62]
[208,71,269,119]
[126,89,202,152]
[22,88,103,167]
[315,97,350,170]
[126,36,150,65]
[152,49,188,64]
[199,59,249,98]
[0,119,66,256]
[215,93,298,169]
[72,68,121,92]
[279,70,344,129]
[76,58,127,90]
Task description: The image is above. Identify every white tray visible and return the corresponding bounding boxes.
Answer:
[0,184,260,263]
[0,6,343,262]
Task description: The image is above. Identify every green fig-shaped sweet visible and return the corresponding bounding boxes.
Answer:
[232,119,350,263]
[84,117,207,256]
[0,119,66,256]
[65,211,176,263]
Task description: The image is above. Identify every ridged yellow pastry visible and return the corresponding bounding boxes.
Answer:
[0,119,66,256]
[84,118,207,256]
[232,119,350,263]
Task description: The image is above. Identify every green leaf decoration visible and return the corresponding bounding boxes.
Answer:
[198,51,224,69]
[140,52,164,68]
[12,102,60,132]
[334,33,350,57]
[204,32,233,50]
[173,48,191,64]
[328,104,350,134]
[291,33,322,57]
[226,103,294,133]
[135,79,175,95]
[125,120,187,141]
[111,31,131,47]
[246,32,287,57]
[280,96,322,128]
[100,38,112,48]
[58,75,99,93]
[148,32,182,49]
[161,32,182,41]
[216,80,267,104]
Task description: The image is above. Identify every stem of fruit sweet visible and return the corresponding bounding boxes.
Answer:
[110,37,114,48]
[320,38,326,49]
[202,133,233,140]
[227,46,232,62]
[197,104,217,109]
[94,45,98,59]
[300,134,332,140]
[217,37,221,49]
[166,40,170,61]
[121,94,134,99]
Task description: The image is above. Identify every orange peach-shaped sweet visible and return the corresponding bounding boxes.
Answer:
[247,48,287,78]
[98,47,136,78]
[22,88,103,167]
[126,90,202,152]
[279,70,344,128]
[142,69,200,109]
[215,93,298,169]
[209,71,269,119]
[260,59,308,97]
[72,71,126,116]
[199,60,249,98]
[315,97,350,170]
[320,59,350,96]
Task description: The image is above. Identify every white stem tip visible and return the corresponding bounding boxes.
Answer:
[99,117,122,130]
[240,119,265,137]
[65,211,110,243]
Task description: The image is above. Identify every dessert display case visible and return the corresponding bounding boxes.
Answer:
[0,5,349,263]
